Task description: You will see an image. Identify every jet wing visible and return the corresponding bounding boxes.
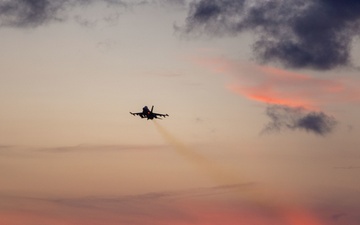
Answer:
[153,113,169,118]
[130,112,145,118]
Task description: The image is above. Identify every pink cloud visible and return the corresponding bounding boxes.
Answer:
[192,56,360,109]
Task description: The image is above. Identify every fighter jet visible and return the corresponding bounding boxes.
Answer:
[130,106,169,120]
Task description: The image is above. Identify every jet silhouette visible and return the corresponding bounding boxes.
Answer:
[130,106,169,120]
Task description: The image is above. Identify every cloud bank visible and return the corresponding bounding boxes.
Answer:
[262,105,337,136]
[181,0,360,70]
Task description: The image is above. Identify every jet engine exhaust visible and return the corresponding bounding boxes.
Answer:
[152,121,321,224]
[152,120,240,186]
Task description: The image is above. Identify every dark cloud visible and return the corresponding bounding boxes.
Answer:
[0,0,186,28]
[180,0,360,70]
[0,0,73,28]
[262,105,337,136]
[0,0,130,28]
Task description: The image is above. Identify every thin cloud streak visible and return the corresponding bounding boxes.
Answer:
[0,144,166,159]
[0,183,254,225]
[3,189,360,225]
[39,144,165,153]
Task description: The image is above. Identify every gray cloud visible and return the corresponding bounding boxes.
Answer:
[262,105,337,136]
[0,0,75,28]
[0,0,186,28]
[0,0,132,28]
[180,0,360,70]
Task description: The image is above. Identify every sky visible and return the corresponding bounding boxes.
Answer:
[0,0,360,224]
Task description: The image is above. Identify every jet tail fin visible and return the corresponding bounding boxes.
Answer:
[151,106,154,113]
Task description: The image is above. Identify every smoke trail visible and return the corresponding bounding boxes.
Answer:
[153,121,284,208]
[153,121,326,224]
[153,121,240,186]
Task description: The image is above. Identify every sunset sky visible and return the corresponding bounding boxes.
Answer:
[1,1,360,224]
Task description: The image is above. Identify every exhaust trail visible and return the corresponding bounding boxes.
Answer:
[153,121,278,206]
[153,120,242,187]
[152,121,326,225]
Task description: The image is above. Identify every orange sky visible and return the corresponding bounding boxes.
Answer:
[1,1,360,225]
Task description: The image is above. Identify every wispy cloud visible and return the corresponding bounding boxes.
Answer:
[227,66,348,109]
[192,56,357,135]
[333,166,360,170]
[39,144,164,153]
[53,183,254,206]
[0,145,12,149]
[0,183,253,225]
[0,144,165,159]
[180,0,360,70]
[2,182,360,225]
[193,56,360,109]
